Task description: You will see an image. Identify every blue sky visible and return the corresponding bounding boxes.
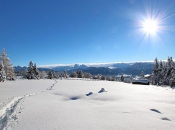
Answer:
[1,0,175,66]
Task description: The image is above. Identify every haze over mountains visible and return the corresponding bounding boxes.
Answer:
[14,62,154,76]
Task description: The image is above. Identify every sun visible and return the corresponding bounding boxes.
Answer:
[142,19,158,34]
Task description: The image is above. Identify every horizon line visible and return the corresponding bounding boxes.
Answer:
[38,60,155,68]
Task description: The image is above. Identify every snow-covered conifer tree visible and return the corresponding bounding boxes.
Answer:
[0,49,14,80]
[0,63,6,82]
[152,58,159,85]
[170,72,175,87]
[106,75,111,81]
[154,58,159,72]
[164,57,174,85]
[26,61,40,79]
[158,60,164,84]
[47,70,54,79]
[101,75,106,80]
[33,63,40,79]
[63,70,68,78]
[76,71,84,78]
[121,75,124,82]
[152,57,175,86]
[141,71,144,78]
[129,75,133,83]
[170,57,175,68]
[26,61,34,79]
[159,60,163,69]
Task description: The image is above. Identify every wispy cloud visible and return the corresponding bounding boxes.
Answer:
[160,14,175,21]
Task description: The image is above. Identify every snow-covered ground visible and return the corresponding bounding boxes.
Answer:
[0,79,175,130]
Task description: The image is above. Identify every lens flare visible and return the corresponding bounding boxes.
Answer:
[143,20,158,34]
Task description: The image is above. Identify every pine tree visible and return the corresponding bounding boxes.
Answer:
[159,60,163,69]
[26,61,34,79]
[0,63,6,82]
[106,75,111,81]
[101,75,106,80]
[164,57,174,85]
[167,57,171,69]
[170,57,175,68]
[129,75,133,83]
[141,71,144,78]
[26,61,40,79]
[33,63,40,79]
[152,57,175,86]
[0,49,14,80]
[158,60,164,84]
[76,71,84,78]
[63,70,68,78]
[47,70,54,79]
[121,75,124,82]
[170,73,175,87]
[154,58,159,72]
[152,58,159,85]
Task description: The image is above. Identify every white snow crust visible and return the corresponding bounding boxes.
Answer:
[0,79,175,130]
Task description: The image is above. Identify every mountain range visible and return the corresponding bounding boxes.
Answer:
[14,62,154,76]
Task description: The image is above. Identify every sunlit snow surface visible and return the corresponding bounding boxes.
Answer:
[0,79,175,130]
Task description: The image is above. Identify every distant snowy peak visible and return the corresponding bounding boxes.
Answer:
[38,61,155,69]
[14,62,155,74]
[108,67,116,69]
[74,64,88,68]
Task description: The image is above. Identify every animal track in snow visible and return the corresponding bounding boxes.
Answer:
[0,80,58,130]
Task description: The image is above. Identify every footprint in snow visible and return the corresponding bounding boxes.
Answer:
[98,88,107,93]
[86,92,93,96]
[150,109,161,114]
[161,117,171,121]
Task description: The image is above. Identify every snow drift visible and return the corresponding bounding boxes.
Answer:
[0,79,175,130]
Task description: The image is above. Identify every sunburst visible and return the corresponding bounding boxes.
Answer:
[142,19,158,34]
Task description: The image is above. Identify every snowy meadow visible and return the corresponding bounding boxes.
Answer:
[1,0,175,129]
[0,79,175,130]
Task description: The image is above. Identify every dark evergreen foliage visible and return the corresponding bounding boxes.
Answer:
[26,61,40,79]
[76,70,84,78]
[151,57,175,87]
[47,70,54,79]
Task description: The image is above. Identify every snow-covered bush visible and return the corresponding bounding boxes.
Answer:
[101,75,106,80]
[97,74,102,80]
[111,75,116,81]
[69,71,77,78]
[40,71,47,79]
[83,72,91,78]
